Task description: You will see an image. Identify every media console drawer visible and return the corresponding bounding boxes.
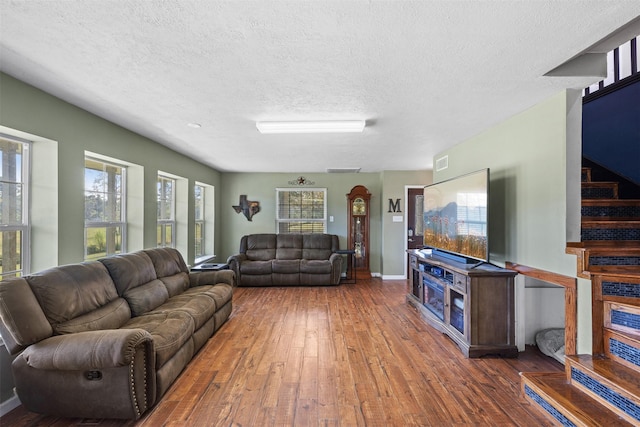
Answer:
[452,273,467,293]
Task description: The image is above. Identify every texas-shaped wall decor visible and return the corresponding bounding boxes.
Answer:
[232,195,261,221]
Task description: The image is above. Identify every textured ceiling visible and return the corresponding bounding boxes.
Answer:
[1,1,639,173]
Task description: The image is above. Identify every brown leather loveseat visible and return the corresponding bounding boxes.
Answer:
[227,233,342,286]
[0,247,234,420]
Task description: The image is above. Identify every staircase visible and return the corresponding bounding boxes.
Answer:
[521,166,640,426]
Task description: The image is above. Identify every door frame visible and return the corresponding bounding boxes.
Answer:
[404,185,425,279]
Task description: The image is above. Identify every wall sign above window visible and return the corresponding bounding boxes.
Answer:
[288,176,315,186]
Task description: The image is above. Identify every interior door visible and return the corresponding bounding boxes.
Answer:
[407,187,424,250]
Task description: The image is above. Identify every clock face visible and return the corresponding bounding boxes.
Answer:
[352,197,366,215]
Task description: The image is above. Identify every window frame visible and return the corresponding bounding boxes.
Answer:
[157,174,176,248]
[0,135,31,278]
[194,183,205,258]
[83,156,127,261]
[194,182,215,263]
[275,188,327,234]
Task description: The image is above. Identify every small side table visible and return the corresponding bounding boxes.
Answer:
[191,263,229,271]
[335,250,356,284]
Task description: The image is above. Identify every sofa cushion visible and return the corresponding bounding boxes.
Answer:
[240,260,272,275]
[302,234,334,260]
[131,248,190,297]
[100,251,170,316]
[143,248,189,277]
[158,284,234,326]
[100,251,158,295]
[152,293,216,330]
[193,284,233,312]
[54,298,131,335]
[157,272,190,298]
[272,259,300,274]
[189,269,236,288]
[245,234,277,261]
[276,234,303,260]
[300,259,332,274]
[123,280,170,317]
[275,248,302,260]
[26,262,120,326]
[122,311,194,368]
[139,249,191,298]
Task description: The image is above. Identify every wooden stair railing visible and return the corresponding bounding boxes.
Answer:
[521,166,640,426]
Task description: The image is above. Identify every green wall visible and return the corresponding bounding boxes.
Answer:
[217,171,432,277]
[219,172,383,272]
[0,72,433,276]
[381,170,433,278]
[433,90,581,272]
[0,72,223,269]
[432,89,589,353]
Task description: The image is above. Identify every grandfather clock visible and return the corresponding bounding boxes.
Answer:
[347,185,371,273]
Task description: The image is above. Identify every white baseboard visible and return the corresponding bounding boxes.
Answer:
[0,392,21,417]
[382,274,406,280]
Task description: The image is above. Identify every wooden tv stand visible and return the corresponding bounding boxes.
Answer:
[406,250,518,358]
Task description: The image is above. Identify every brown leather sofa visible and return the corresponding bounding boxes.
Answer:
[227,233,342,286]
[0,247,234,420]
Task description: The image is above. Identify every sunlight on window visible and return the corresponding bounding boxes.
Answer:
[1,137,30,278]
[84,157,126,260]
[157,175,176,247]
[276,188,327,233]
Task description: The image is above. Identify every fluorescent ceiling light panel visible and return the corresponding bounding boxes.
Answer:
[256,120,365,134]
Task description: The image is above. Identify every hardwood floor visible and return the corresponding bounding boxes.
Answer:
[1,278,563,426]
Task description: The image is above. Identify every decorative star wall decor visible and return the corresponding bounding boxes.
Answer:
[232,195,261,221]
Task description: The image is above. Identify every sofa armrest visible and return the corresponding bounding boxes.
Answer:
[329,252,342,263]
[226,254,247,285]
[189,269,236,287]
[15,328,156,420]
[21,329,154,370]
[329,252,343,269]
[329,253,343,285]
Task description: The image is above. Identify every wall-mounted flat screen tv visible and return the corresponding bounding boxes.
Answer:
[423,169,489,262]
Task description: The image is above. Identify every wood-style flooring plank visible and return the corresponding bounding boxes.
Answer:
[1,278,564,426]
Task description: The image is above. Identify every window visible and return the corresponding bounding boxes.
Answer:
[0,136,30,278]
[276,188,327,233]
[194,184,204,257]
[194,182,215,261]
[84,157,126,260]
[157,175,176,247]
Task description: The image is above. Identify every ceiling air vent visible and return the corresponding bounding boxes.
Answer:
[435,155,449,172]
[326,168,361,173]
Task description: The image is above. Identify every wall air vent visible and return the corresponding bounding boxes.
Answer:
[326,168,361,173]
[435,155,449,171]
